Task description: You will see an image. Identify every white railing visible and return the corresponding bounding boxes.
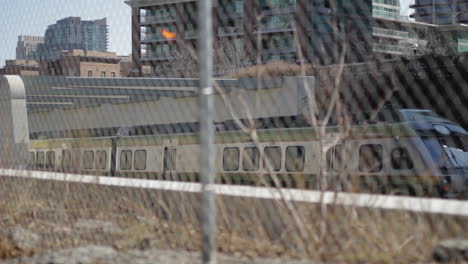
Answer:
[372,27,410,39]
[0,168,467,216]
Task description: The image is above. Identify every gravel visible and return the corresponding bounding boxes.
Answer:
[2,246,315,264]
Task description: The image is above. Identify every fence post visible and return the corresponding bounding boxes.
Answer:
[198,0,216,264]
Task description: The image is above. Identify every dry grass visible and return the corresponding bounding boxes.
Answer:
[226,60,311,79]
[0,177,466,263]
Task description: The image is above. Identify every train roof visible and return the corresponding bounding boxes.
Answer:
[31,122,420,148]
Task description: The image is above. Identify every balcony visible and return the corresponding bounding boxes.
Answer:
[184,30,197,39]
[256,22,295,33]
[373,10,410,21]
[372,27,410,39]
[141,34,170,43]
[259,7,296,16]
[459,38,468,44]
[372,43,412,56]
[141,15,176,25]
[410,0,446,8]
[141,52,175,61]
[218,26,244,36]
[261,47,296,55]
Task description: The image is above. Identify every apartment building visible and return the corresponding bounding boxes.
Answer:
[125,0,373,76]
[407,0,468,53]
[16,35,44,60]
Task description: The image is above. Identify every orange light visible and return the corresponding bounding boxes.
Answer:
[161,29,176,40]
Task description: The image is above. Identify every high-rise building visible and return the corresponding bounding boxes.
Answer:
[125,0,373,76]
[410,0,468,53]
[16,35,44,60]
[411,0,468,25]
[37,17,108,60]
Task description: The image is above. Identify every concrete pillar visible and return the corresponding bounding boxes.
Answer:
[0,75,29,169]
[243,0,256,64]
[296,0,310,62]
[132,7,142,76]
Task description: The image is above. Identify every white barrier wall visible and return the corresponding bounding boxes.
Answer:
[0,75,29,168]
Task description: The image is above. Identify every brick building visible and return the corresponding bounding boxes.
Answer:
[39,50,121,77]
[0,60,39,75]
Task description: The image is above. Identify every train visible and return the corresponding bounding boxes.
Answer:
[27,109,468,198]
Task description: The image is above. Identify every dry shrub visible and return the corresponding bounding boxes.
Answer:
[0,177,466,263]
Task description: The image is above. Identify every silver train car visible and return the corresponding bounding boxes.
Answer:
[28,110,468,198]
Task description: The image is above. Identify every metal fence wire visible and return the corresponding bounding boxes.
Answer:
[0,0,468,263]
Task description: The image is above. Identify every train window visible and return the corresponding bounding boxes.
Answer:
[285,146,305,172]
[46,151,55,170]
[391,148,414,170]
[223,147,239,171]
[134,150,147,170]
[95,151,107,170]
[120,150,132,170]
[83,151,94,170]
[243,147,260,171]
[29,152,35,168]
[359,144,383,172]
[263,147,281,171]
[36,152,45,169]
[62,150,72,171]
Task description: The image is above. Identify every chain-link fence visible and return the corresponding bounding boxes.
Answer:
[0,0,468,263]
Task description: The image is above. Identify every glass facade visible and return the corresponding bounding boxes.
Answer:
[38,17,108,60]
[412,0,468,25]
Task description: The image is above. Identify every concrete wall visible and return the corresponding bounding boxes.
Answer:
[24,76,314,134]
[0,75,29,168]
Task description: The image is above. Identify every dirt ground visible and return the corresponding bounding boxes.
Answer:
[0,177,466,263]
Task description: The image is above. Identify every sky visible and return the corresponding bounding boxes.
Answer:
[0,0,132,67]
[0,0,414,67]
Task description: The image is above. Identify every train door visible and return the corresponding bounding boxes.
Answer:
[163,139,177,180]
[323,139,347,191]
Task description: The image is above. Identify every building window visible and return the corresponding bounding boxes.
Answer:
[88,70,93,77]
[101,71,106,78]
[111,72,116,78]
